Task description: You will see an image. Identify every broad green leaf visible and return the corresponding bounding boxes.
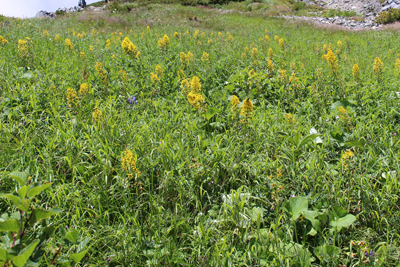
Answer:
[284,197,308,221]
[331,206,348,219]
[0,219,20,232]
[1,194,20,206]
[330,131,347,143]
[307,228,318,236]
[70,250,88,263]
[12,240,39,267]
[28,209,56,226]
[204,106,220,121]
[296,248,314,266]
[27,183,51,198]
[0,248,7,261]
[65,228,79,244]
[303,210,320,231]
[18,186,29,200]
[330,214,356,230]
[17,199,32,212]
[314,245,340,259]
[78,237,90,253]
[8,172,29,186]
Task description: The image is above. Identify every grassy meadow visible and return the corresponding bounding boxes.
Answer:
[1,3,400,266]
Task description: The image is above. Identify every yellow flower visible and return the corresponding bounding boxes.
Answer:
[121,37,139,58]
[274,35,279,42]
[352,64,360,80]
[66,88,79,107]
[150,72,159,83]
[279,38,284,49]
[155,64,163,76]
[279,69,288,84]
[337,40,343,50]
[65,38,73,50]
[268,47,273,59]
[396,58,400,74]
[121,149,141,178]
[147,26,151,31]
[251,47,258,59]
[43,30,49,38]
[231,95,240,113]
[158,34,170,49]
[174,32,180,38]
[264,35,270,43]
[80,51,86,60]
[93,106,103,123]
[201,51,209,63]
[194,30,199,38]
[118,68,128,83]
[240,98,253,121]
[190,76,201,94]
[323,43,328,53]
[187,92,204,110]
[0,36,7,45]
[89,45,93,52]
[284,113,296,124]
[54,35,60,42]
[267,58,274,73]
[106,39,111,48]
[322,49,338,72]
[181,78,191,96]
[180,51,194,67]
[373,57,383,79]
[79,83,88,95]
[342,150,354,161]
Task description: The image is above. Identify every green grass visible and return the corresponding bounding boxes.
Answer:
[1,4,400,266]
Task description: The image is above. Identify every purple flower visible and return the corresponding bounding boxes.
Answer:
[208,183,210,185]
[393,133,397,136]
[290,194,296,197]
[4,21,9,26]
[297,25,299,28]
[65,32,68,35]
[336,116,340,119]
[211,181,214,184]
[325,119,329,122]
[128,96,137,105]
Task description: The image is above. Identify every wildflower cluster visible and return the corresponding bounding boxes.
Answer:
[279,38,284,49]
[284,113,296,124]
[93,106,103,123]
[79,83,88,95]
[95,62,107,84]
[121,149,141,179]
[150,65,163,84]
[180,51,194,67]
[352,64,360,81]
[121,37,140,58]
[65,38,73,50]
[66,88,79,107]
[0,36,8,45]
[322,49,338,73]
[373,57,383,81]
[201,52,209,63]
[240,98,253,122]
[339,106,350,124]
[43,30,49,38]
[181,76,204,110]
[119,68,128,83]
[158,34,170,50]
[396,58,400,75]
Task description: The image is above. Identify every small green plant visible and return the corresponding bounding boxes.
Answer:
[293,1,306,11]
[0,171,88,266]
[376,9,400,24]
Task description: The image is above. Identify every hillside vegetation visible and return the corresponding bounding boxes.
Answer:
[1,3,400,266]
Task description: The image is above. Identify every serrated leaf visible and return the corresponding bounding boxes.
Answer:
[27,183,51,198]
[65,229,79,244]
[12,240,39,267]
[0,219,20,232]
[8,172,28,186]
[70,250,88,263]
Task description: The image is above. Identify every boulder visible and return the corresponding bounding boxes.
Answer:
[35,10,55,18]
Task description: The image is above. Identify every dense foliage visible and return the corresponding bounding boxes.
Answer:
[1,4,400,266]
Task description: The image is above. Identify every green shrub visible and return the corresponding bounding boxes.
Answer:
[322,8,357,18]
[293,1,306,11]
[376,9,400,24]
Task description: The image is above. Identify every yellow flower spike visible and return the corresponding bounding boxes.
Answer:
[268,47,273,59]
[240,98,253,122]
[373,57,383,80]
[251,47,258,59]
[337,40,343,50]
[352,64,360,80]
[279,38,284,49]
[79,83,88,95]
[322,49,338,73]
[396,58,400,74]
[201,51,209,63]
[190,76,201,94]
[66,88,79,107]
[274,35,279,42]
[121,37,139,58]
[65,38,73,50]
[93,106,103,123]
